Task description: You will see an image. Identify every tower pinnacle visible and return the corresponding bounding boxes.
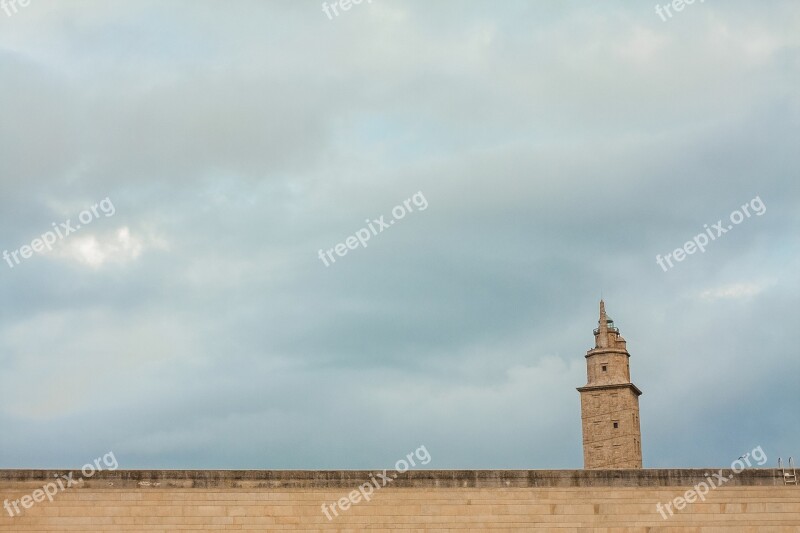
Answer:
[597,300,608,347]
[595,299,621,349]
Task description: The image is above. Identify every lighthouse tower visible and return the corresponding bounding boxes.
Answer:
[577,301,643,469]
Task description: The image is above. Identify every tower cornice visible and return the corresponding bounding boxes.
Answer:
[577,382,642,397]
[585,348,629,358]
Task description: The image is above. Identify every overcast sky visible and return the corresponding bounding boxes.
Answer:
[0,1,798,470]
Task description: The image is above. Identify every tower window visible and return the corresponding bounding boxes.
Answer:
[601,365,608,372]
[613,421,619,429]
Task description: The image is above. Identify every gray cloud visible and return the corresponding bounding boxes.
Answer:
[1,0,798,469]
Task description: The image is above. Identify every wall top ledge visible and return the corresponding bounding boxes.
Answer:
[0,469,788,489]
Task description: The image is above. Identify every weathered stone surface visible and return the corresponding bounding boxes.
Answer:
[0,467,789,488]
[1,469,798,531]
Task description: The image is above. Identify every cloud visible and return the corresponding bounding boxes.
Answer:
[48,227,148,268]
[0,0,798,469]
[698,281,773,301]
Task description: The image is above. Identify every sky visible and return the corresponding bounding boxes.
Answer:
[0,0,798,470]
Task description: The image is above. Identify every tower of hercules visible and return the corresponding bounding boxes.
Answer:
[577,300,643,469]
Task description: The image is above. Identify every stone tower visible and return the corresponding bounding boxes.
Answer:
[577,301,643,469]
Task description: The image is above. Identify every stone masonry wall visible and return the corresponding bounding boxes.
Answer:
[1,469,798,531]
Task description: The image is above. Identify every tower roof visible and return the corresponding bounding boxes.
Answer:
[594,299,620,348]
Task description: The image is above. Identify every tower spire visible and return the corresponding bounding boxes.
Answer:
[597,299,609,348]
